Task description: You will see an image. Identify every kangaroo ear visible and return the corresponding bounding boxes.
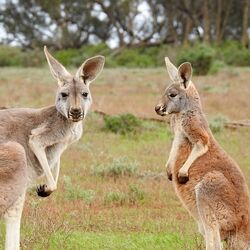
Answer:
[44,46,71,85]
[178,62,192,88]
[75,56,105,85]
[165,57,179,82]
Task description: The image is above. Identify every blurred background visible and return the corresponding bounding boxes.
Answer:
[0,0,249,74]
[0,1,250,249]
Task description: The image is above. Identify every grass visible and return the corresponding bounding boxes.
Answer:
[30,231,201,250]
[0,67,249,249]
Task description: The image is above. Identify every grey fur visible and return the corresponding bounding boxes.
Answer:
[0,46,105,250]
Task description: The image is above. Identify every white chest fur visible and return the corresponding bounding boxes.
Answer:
[66,122,83,144]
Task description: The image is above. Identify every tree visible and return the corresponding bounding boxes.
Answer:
[0,0,111,49]
[241,0,249,47]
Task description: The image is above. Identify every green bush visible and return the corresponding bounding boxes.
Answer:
[177,44,216,75]
[54,48,79,66]
[0,46,44,67]
[226,50,250,66]
[217,41,250,66]
[209,60,225,74]
[63,175,96,204]
[104,113,142,135]
[0,45,24,66]
[71,43,111,66]
[91,157,138,180]
[113,48,156,68]
[22,49,44,67]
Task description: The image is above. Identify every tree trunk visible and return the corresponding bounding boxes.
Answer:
[241,0,249,47]
[183,17,193,46]
[203,0,210,43]
[215,0,222,43]
[168,9,178,46]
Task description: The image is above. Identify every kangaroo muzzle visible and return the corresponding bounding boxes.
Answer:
[69,108,83,122]
[155,104,167,116]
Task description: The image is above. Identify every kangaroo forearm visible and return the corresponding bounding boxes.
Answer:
[54,160,60,184]
[166,136,182,169]
[180,141,208,174]
[29,140,56,188]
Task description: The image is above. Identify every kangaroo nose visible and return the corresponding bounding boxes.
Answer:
[70,108,82,116]
[155,105,161,113]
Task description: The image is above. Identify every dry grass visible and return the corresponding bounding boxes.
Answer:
[0,66,249,249]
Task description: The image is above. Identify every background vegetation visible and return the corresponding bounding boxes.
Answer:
[0,0,250,74]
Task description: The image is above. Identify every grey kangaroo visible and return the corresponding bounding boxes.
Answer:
[0,46,105,250]
[155,57,250,249]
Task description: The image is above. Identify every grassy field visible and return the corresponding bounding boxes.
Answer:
[0,67,249,249]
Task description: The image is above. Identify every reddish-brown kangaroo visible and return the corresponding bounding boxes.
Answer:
[155,57,250,249]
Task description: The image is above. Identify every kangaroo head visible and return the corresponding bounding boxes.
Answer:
[155,57,195,116]
[44,46,105,122]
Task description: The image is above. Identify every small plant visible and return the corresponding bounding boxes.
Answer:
[104,185,145,206]
[103,113,142,135]
[104,191,127,205]
[91,157,138,180]
[128,184,145,204]
[63,175,96,204]
[209,115,228,133]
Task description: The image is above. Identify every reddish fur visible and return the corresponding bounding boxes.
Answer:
[171,84,250,246]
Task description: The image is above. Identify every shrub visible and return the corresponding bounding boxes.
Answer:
[54,49,79,66]
[0,45,24,66]
[113,48,156,68]
[128,184,145,204]
[176,44,215,75]
[104,113,142,135]
[71,43,111,66]
[63,175,96,204]
[209,115,228,133]
[209,60,225,75]
[104,185,145,206]
[22,49,44,67]
[104,191,127,205]
[91,157,138,180]
[217,41,250,67]
[226,50,250,66]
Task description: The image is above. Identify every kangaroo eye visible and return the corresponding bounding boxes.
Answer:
[82,92,88,98]
[61,92,69,98]
[169,93,177,98]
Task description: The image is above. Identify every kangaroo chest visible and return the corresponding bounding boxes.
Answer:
[45,123,83,166]
[27,121,83,178]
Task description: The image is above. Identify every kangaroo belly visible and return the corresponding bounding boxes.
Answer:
[172,140,200,219]
[172,141,250,230]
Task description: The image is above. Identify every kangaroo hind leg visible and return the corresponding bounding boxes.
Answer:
[195,171,238,250]
[0,141,28,250]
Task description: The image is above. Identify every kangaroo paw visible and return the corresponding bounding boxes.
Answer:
[36,184,53,197]
[167,172,172,181]
[177,174,189,184]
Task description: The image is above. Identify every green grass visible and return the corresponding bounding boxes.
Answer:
[30,231,201,250]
